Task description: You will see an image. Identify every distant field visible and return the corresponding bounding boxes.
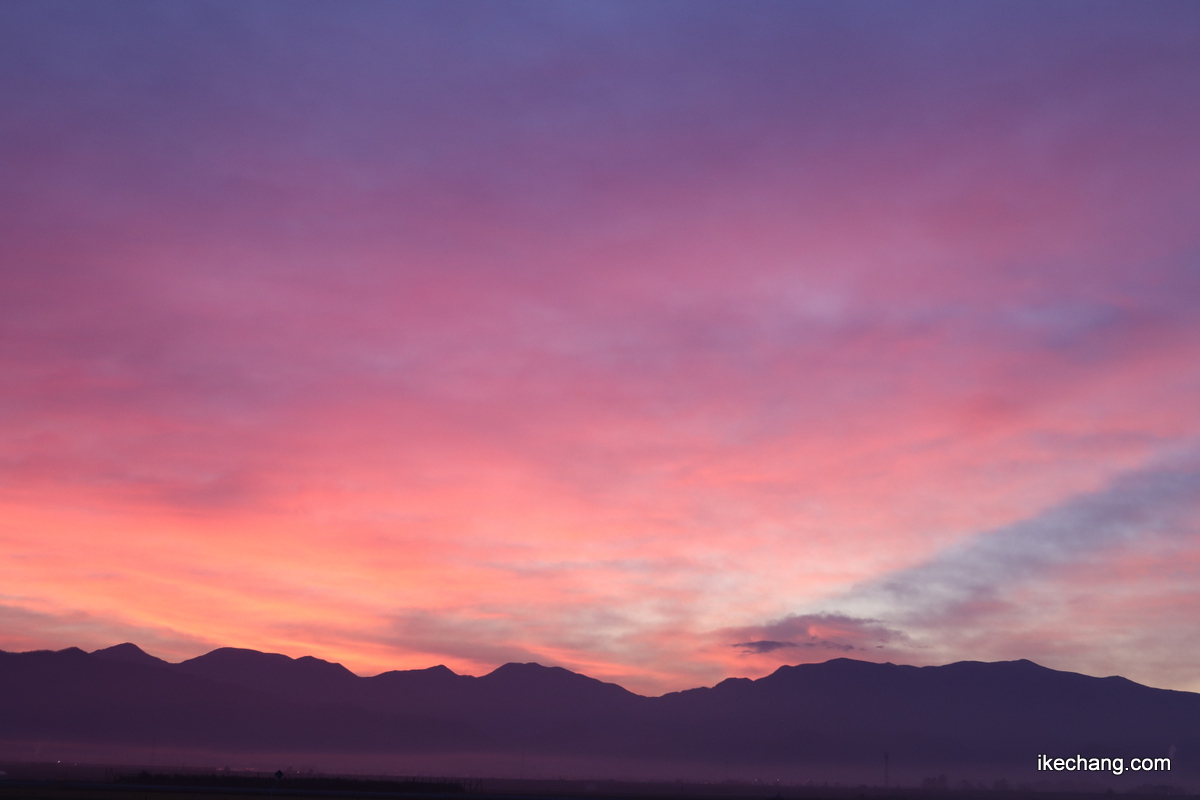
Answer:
[0,777,1192,800]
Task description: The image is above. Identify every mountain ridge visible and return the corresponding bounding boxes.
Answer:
[2,644,1196,785]
[72,642,1163,698]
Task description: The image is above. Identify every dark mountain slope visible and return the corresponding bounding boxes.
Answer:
[644,658,1200,767]
[3,646,1198,781]
[90,642,170,668]
[176,647,361,703]
[0,648,485,753]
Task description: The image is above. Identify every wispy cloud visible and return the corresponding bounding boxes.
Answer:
[723,613,906,657]
[0,600,214,661]
[775,450,1200,687]
[732,639,854,655]
[841,449,1200,626]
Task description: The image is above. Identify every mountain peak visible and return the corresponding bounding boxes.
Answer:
[484,662,593,682]
[490,661,553,673]
[188,646,294,664]
[480,662,640,703]
[91,642,169,667]
[175,646,360,698]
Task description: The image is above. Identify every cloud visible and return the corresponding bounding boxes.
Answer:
[3,0,1200,699]
[732,640,795,654]
[760,450,1200,687]
[384,609,557,670]
[722,613,906,657]
[841,449,1200,628]
[731,639,855,655]
[0,600,214,661]
[721,453,1200,676]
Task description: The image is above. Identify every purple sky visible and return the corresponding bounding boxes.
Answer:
[2,0,1200,695]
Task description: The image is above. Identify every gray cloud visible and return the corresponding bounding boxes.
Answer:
[723,612,906,656]
[723,451,1200,681]
[762,449,1200,688]
[847,450,1200,627]
[731,639,856,655]
[732,640,796,654]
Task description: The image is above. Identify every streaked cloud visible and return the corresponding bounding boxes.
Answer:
[775,450,1200,688]
[725,614,905,657]
[840,449,1200,622]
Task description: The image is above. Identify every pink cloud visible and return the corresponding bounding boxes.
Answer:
[2,2,1200,695]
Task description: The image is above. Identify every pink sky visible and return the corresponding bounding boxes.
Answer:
[2,1,1200,696]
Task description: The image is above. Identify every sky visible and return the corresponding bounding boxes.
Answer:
[2,0,1200,697]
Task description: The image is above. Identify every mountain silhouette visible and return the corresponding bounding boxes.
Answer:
[91,642,171,668]
[175,647,362,702]
[2,645,1195,785]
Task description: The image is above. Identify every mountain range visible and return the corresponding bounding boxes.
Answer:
[2,645,1196,786]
